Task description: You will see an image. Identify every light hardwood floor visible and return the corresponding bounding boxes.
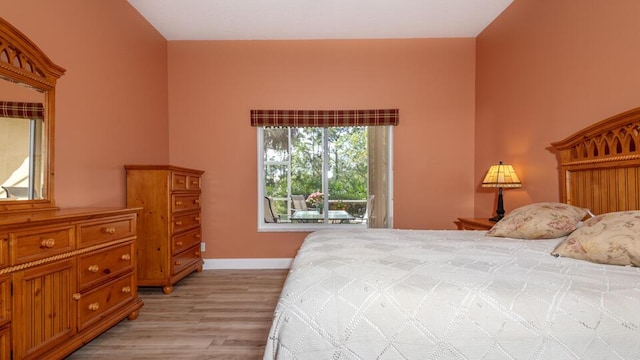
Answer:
[66,269,288,360]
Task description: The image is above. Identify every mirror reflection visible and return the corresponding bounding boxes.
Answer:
[0,78,46,201]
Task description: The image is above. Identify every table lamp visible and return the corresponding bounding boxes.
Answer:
[482,161,522,222]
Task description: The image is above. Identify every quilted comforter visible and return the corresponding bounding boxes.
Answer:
[264,229,640,360]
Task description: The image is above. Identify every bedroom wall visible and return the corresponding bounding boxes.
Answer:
[2,0,169,207]
[168,39,477,259]
[475,0,640,217]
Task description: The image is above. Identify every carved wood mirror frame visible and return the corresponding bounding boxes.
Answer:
[0,17,65,213]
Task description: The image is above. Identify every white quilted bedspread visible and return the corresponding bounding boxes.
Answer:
[264,229,640,360]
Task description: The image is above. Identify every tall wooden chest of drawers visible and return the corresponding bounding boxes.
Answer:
[0,207,143,359]
[125,165,204,294]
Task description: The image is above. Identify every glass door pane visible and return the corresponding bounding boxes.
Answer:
[328,127,368,223]
[263,128,290,221]
[290,128,324,223]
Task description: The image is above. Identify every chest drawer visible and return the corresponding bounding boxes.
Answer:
[186,174,201,190]
[78,216,135,248]
[171,172,201,191]
[172,245,202,276]
[78,242,134,290]
[172,228,201,255]
[172,194,201,212]
[172,212,201,234]
[10,225,74,265]
[77,273,136,331]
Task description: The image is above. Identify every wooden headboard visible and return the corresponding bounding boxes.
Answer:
[551,107,640,214]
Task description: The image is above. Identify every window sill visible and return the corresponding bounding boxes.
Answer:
[258,222,367,232]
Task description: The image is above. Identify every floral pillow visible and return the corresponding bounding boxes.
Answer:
[551,211,640,266]
[485,202,589,239]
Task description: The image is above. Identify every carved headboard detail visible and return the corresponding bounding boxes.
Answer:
[551,107,640,214]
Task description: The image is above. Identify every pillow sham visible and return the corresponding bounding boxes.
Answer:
[551,211,640,266]
[485,202,588,239]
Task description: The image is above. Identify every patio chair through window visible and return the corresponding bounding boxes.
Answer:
[291,195,308,211]
[1,186,30,199]
[264,196,280,223]
[356,195,375,224]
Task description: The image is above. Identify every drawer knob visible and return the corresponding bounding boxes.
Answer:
[88,303,100,311]
[121,253,131,261]
[175,221,183,226]
[72,293,82,301]
[40,238,55,248]
[121,286,131,294]
[176,241,183,246]
[195,234,201,239]
[195,251,201,256]
[195,217,201,222]
[103,227,116,234]
[178,179,185,184]
[194,199,201,204]
[88,265,100,273]
[175,260,182,266]
[175,200,183,205]
[191,180,198,185]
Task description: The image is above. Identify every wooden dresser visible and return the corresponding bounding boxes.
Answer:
[125,165,204,294]
[0,207,143,359]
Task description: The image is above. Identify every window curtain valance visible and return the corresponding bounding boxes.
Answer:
[251,109,398,127]
[0,101,44,120]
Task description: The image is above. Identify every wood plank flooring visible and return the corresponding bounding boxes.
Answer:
[66,269,288,360]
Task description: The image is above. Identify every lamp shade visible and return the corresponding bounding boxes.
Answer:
[482,161,522,188]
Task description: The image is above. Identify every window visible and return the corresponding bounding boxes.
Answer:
[258,126,393,231]
[253,109,398,231]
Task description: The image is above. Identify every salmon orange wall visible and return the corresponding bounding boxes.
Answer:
[475,0,640,217]
[2,0,170,207]
[167,39,477,258]
[5,0,638,261]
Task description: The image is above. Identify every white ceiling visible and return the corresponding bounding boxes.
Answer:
[127,0,513,41]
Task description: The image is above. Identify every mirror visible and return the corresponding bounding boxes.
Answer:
[0,17,65,213]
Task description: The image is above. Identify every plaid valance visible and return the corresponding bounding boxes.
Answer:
[0,101,44,120]
[250,109,398,127]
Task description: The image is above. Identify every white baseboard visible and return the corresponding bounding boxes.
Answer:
[203,258,293,270]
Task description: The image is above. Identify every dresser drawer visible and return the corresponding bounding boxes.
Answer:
[171,245,202,276]
[172,228,201,256]
[78,216,136,248]
[172,194,201,212]
[10,225,74,265]
[78,242,134,290]
[77,273,136,331]
[172,212,201,234]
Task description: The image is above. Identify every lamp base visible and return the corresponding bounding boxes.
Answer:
[489,187,505,222]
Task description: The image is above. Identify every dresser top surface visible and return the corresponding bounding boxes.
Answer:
[124,165,204,174]
[0,207,140,228]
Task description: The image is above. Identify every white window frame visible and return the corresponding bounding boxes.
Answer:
[257,127,393,232]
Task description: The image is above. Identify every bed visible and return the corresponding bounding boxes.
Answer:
[264,107,640,360]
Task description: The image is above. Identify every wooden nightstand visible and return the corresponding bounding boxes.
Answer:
[455,218,495,230]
